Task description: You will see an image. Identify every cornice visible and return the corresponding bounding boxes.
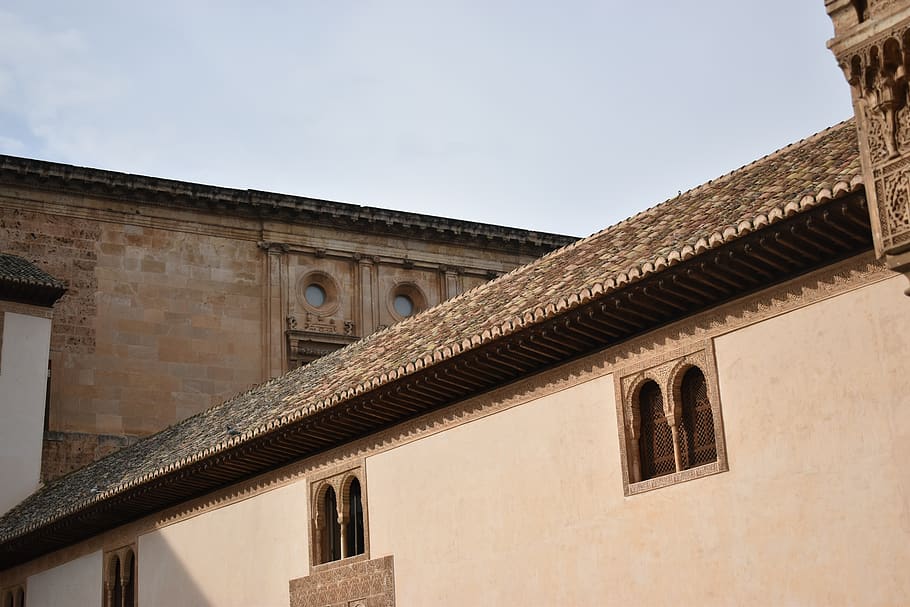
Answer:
[0,155,576,254]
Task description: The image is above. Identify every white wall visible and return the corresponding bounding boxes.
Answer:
[26,551,101,607]
[138,480,309,607]
[0,311,51,515]
[366,274,910,606]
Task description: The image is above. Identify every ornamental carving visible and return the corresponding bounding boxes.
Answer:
[876,161,910,248]
[829,1,910,260]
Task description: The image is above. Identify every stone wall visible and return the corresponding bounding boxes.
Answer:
[0,165,568,480]
[2,201,265,478]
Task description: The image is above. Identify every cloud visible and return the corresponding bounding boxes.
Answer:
[0,9,122,161]
[0,136,25,155]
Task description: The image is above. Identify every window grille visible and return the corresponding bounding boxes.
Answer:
[681,367,716,468]
[638,381,675,480]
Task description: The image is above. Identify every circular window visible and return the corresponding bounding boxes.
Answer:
[388,282,427,321]
[305,284,327,308]
[297,271,340,315]
[393,294,414,317]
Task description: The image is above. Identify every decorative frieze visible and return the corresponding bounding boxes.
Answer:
[289,555,394,607]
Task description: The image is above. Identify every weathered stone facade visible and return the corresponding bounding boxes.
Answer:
[0,156,573,480]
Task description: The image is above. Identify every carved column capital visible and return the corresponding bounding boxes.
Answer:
[257,240,289,254]
[353,252,379,265]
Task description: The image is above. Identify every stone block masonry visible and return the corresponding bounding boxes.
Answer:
[0,158,573,480]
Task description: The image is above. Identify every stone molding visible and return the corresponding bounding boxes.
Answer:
[0,155,573,252]
[0,253,891,587]
[0,192,260,244]
[0,193,526,278]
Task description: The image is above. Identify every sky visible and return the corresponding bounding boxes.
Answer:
[0,1,853,238]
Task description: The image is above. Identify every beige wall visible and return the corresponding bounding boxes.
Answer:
[5,266,906,606]
[26,550,101,607]
[367,274,910,606]
[0,310,51,515]
[137,480,309,607]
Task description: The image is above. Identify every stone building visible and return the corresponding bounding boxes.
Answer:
[0,159,572,480]
[1,2,910,605]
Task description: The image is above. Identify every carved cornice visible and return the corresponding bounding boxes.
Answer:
[0,155,575,254]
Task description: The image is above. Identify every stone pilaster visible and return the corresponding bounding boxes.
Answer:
[355,254,377,336]
[441,265,461,300]
[826,0,910,292]
[259,241,289,378]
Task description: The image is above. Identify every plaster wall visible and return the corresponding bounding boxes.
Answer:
[26,550,101,607]
[366,275,910,606]
[0,310,51,515]
[138,480,309,607]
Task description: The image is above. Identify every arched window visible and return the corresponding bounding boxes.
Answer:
[322,486,342,563]
[346,478,365,557]
[638,380,674,480]
[104,546,136,607]
[679,367,717,468]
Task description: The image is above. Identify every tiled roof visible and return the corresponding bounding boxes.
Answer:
[0,254,65,290]
[0,253,67,307]
[0,119,863,545]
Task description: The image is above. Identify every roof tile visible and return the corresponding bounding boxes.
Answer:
[0,119,862,542]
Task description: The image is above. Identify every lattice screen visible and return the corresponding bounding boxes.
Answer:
[681,367,716,467]
[639,381,675,479]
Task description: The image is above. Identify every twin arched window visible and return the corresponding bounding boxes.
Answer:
[637,366,717,481]
[317,476,365,564]
[104,548,135,607]
[2,587,25,607]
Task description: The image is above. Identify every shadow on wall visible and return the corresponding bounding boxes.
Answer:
[135,537,217,607]
[136,481,310,606]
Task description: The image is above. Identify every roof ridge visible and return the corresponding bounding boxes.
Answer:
[675,118,857,200]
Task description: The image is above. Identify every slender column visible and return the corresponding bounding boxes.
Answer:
[628,413,642,483]
[120,571,130,607]
[339,515,349,559]
[669,423,682,472]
